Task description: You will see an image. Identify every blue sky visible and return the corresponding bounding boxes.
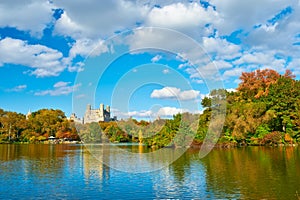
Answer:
[0,0,300,120]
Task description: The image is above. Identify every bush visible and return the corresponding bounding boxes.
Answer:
[262,131,282,145]
[255,124,270,139]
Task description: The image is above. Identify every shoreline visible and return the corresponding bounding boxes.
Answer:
[1,141,299,149]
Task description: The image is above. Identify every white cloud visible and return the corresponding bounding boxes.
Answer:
[187,60,232,80]
[240,4,300,51]
[145,2,220,35]
[0,37,67,77]
[151,55,162,62]
[0,1,53,36]
[128,110,153,118]
[54,81,70,88]
[69,38,109,59]
[6,85,27,92]
[66,61,84,73]
[222,68,245,80]
[111,108,153,119]
[209,0,295,35]
[53,0,149,39]
[151,86,200,101]
[157,107,188,117]
[202,37,241,60]
[234,51,271,65]
[112,106,190,119]
[192,79,204,84]
[233,50,287,73]
[126,27,209,66]
[127,27,188,52]
[226,88,237,93]
[34,82,81,96]
[287,58,300,75]
[178,62,190,69]
[162,69,170,74]
[53,11,83,39]
[2,0,300,86]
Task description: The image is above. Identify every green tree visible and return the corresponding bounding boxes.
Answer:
[263,76,300,138]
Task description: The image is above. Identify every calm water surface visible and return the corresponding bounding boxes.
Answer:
[0,144,299,199]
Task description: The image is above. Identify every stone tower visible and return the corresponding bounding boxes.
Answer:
[83,103,113,124]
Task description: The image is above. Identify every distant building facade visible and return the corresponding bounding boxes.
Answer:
[69,103,117,124]
[69,113,83,124]
[83,103,116,124]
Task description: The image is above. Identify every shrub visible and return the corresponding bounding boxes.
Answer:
[262,131,282,145]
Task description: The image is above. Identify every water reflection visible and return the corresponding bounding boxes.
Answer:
[0,144,78,177]
[84,143,187,173]
[154,149,208,199]
[82,145,110,182]
[202,146,300,199]
[0,144,299,199]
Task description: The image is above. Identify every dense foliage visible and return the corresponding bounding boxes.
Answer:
[124,69,300,147]
[0,109,78,143]
[205,69,300,146]
[1,69,299,146]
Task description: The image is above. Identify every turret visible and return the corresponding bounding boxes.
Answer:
[87,104,91,111]
[106,105,110,113]
[100,103,104,111]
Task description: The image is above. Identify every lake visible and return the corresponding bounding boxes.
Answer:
[0,144,299,199]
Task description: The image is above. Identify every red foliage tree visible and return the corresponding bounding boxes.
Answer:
[237,69,293,99]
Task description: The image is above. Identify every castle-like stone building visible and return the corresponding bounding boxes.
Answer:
[83,103,116,124]
[69,103,116,124]
[69,113,83,124]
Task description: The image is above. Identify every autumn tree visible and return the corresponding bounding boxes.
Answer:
[237,69,281,100]
[0,111,26,142]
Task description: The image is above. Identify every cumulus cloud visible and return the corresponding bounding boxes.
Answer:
[112,106,190,119]
[111,108,153,119]
[126,27,209,67]
[222,68,245,80]
[0,37,67,77]
[287,58,300,75]
[232,50,288,74]
[34,81,81,96]
[145,2,220,35]
[202,37,241,60]
[2,0,300,84]
[209,0,295,35]
[156,107,188,117]
[53,11,83,39]
[128,110,153,118]
[53,0,149,39]
[151,87,200,101]
[0,0,53,36]
[69,38,109,59]
[186,60,231,80]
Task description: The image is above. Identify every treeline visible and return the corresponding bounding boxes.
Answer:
[1,69,300,147]
[114,69,300,148]
[0,109,79,143]
[198,69,300,146]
